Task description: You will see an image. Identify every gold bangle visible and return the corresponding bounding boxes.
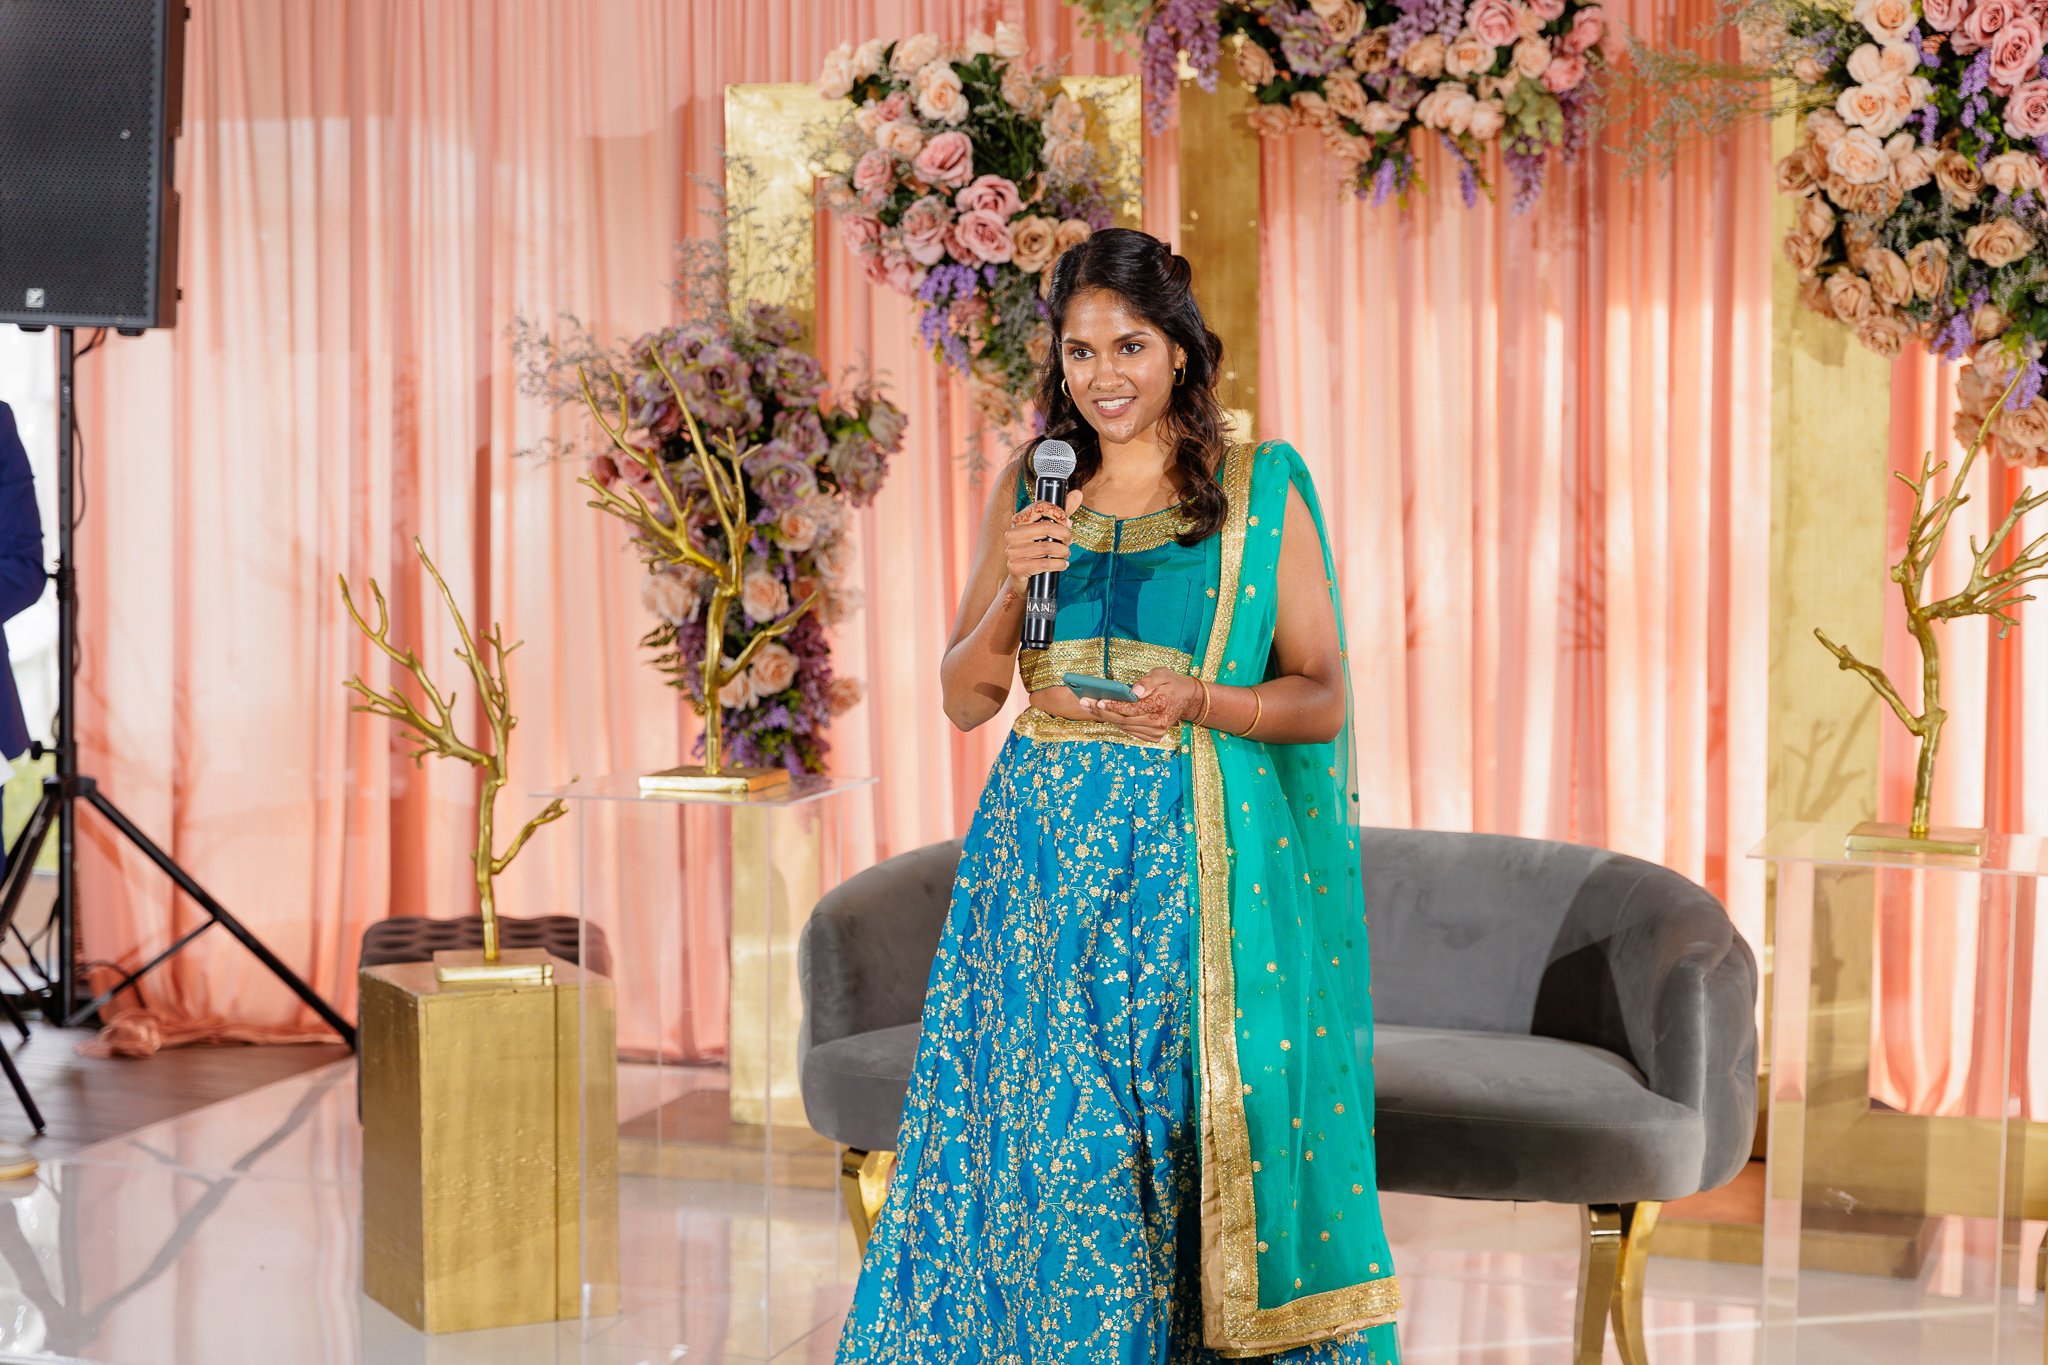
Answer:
[1241,685,1263,738]
[1195,678,1213,727]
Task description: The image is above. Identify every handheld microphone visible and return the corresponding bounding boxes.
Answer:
[1020,438,1077,652]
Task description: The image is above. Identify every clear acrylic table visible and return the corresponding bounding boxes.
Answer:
[1754,821,2047,1363]
[544,772,876,1360]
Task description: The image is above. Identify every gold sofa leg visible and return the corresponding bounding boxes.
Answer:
[1578,1202,1662,1365]
[839,1147,896,1256]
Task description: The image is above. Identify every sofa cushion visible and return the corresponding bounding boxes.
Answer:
[1371,1023,1706,1205]
[801,1022,922,1153]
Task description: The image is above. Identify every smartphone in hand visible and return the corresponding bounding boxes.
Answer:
[1062,672,1140,703]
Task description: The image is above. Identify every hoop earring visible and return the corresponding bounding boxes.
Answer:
[1062,379,1071,400]
[1174,363,1187,386]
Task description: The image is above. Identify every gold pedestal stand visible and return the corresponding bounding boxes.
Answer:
[639,764,791,798]
[1843,820,1988,859]
[360,953,619,1335]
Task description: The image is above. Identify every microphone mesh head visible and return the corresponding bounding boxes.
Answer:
[1032,438,1078,480]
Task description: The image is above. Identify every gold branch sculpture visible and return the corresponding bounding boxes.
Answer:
[575,349,817,791]
[1815,374,2048,850]
[340,538,569,962]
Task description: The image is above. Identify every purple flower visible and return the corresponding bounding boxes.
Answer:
[771,407,828,460]
[1141,0,1222,132]
[1271,8,1343,76]
[765,348,827,407]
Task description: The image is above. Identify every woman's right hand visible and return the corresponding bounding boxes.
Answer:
[1005,489,1084,598]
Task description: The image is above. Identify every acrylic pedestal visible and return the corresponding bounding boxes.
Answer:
[1754,821,2047,1363]
[546,772,875,1361]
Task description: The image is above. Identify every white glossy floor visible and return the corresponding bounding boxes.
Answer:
[0,1060,2032,1365]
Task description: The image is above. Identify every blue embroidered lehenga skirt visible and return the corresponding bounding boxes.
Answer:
[833,723,1400,1365]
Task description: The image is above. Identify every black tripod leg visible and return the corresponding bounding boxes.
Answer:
[0,790,58,944]
[0,994,30,1046]
[0,1034,42,1134]
[78,790,356,1048]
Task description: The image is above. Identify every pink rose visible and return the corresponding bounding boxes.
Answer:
[1466,98,1506,139]
[1054,218,1093,255]
[1292,91,1334,126]
[1044,93,1087,142]
[913,60,969,125]
[749,642,799,697]
[1827,127,1893,184]
[1446,33,1498,78]
[1324,72,1370,124]
[1011,215,1059,273]
[1836,82,1906,137]
[1846,40,1918,84]
[1990,17,2045,91]
[817,44,856,101]
[876,120,925,160]
[852,149,894,203]
[994,19,1029,60]
[2007,80,2048,136]
[898,195,954,265]
[955,174,1024,219]
[1853,0,1916,42]
[841,214,883,253]
[741,569,791,624]
[1246,103,1299,136]
[874,91,910,124]
[641,570,703,626]
[912,130,974,188]
[777,507,821,552]
[1794,55,1827,82]
[1542,53,1588,92]
[1530,0,1567,19]
[954,208,1016,263]
[1467,0,1520,49]
[1359,101,1407,134]
[827,676,865,716]
[1000,62,1045,116]
[890,32,941,75]
[852,38,888,78]
[1923,0,1967,32]
[1237,36,1279,85]
[1047,137,1096,180]
[1963,0,2017,50]
[1565,7,1605,54]
[1401,34,1448,77]
[1324,0,1366,44]
[882,249,923,294]
[1513,35,1552,79]
[1984,149,2045,195]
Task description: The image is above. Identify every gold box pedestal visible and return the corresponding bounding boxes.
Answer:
[542,773,875,1360]
[1752,824,2047,1364]
[360,955,619,1335]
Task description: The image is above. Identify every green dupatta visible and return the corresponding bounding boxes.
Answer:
[1186,440,1401,1356]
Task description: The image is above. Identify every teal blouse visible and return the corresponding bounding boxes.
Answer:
[1013,476,1220,694]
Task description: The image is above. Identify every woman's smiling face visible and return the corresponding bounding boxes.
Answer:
[1059,287,1185,448]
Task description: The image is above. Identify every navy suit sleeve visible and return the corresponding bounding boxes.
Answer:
[0,404,45,623]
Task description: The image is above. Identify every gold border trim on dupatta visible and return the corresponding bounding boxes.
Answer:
[1191,441,1402,1355]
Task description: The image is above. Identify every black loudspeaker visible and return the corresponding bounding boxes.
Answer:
[0,0,188,333]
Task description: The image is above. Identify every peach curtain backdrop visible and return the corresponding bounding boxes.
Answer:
[67,0,1952,1095]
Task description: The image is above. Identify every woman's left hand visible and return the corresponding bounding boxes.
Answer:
[1083,668,1204,743]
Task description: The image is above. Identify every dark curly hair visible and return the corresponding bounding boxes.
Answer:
[1017,228,1228,545]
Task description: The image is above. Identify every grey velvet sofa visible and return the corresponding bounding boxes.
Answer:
[799,828,1759,1365]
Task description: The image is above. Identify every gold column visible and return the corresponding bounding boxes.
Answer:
[360,958,619,1333]
[1176,55,1260,434]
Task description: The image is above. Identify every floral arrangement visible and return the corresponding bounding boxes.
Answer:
[1076,0,1605,210]
[817,22,1119,439]
[518,285,905,776]
[1752,0,2048,463]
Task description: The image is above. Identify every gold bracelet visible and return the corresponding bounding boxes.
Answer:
[1195,678,1213,727]
[1241,685,1264,738]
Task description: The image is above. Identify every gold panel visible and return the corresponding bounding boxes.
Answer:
[360,957,618,1334]
[729,804,823,1128]
[723,85,850,341]
[1058,75,1143,230]
[1177,44,1261,429]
